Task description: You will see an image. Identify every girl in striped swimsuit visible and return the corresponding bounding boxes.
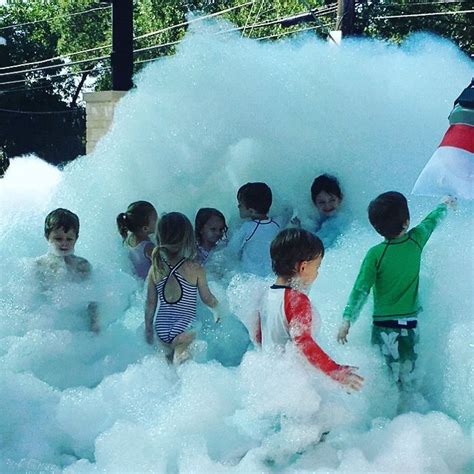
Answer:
[144,212,219,364]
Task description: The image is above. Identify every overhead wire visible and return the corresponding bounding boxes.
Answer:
[374,8,474,19]
[0,2,336,80]
[381,0,470,5]
[0,54,109,79]
[0,107,82,114]
[1,1,468,92]
[0,44,112,72]
[0,5,111,32]
[242,0,258,35]
[134,0,255,41]
[0,6,335,92]
[0,0,254,73]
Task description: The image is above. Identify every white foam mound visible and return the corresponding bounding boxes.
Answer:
[0,154,62,212]
[0,22,473,473]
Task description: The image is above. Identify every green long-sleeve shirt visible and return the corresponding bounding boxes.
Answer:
[343,203,448,323]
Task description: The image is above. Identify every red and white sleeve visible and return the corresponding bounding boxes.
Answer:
[284,289,341,376]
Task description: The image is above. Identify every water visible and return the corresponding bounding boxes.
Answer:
[0,21,473,473]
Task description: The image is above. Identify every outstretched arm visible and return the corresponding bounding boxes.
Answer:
[411,197,454,248]
[145,274,157,344]
[286,290,363,390]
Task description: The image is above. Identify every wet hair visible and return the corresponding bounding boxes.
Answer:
[44,208,80,238]
[368,191,410,239]
[151,212,196,281]
[116,201,157,240]
[310,174,343,204]
[237,182,272,215]
[195,208,228,245]
[270,228,324,278]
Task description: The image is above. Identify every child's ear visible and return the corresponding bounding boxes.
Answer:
[296,261,306,274]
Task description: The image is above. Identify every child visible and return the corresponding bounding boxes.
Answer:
[257,228,363,390]
[228,182,280,277]
[195,208,228,265]
[310,174,348,248]
[144,212,219,364]
[337,193,455,392]
[117,201,158,280]
[35,208,99,332]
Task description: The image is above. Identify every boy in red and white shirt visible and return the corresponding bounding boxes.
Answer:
[257,228,363,391]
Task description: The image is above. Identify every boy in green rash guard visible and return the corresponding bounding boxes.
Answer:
[337,192,456,393]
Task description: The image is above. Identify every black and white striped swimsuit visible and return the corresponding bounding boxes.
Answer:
[154,258,198,344]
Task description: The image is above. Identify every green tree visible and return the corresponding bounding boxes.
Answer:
[0,0,85,164]
[355,0,472,56]
[0,0,470,165]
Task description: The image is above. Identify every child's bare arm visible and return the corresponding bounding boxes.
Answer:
[144,274,157,344]
[195,265,222,322]
[196,265,218,308]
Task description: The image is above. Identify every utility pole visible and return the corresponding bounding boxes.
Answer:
[336,0,355,37]
[111,0,133,91]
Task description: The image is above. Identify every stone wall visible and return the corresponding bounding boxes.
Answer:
[83,91,126,154]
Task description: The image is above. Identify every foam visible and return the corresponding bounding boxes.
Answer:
[0,20,473,472]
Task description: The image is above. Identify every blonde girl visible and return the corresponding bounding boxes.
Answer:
[144,212,219,364]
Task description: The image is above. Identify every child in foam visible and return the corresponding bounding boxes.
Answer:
[257,228,363,390]
[310,174,349,248]
[117,201,158,280]
[144,212,220,364]
[227,182,281,277]
[293,174,348,248]
[194,207,228,265]
[35,208,99,332]
[338,192,456,393]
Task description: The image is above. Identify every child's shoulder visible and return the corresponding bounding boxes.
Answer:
[364,242,387,261]
[68,255,92,275]
[183,259,203,273]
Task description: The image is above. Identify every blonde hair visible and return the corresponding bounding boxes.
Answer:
[150,212,196,282]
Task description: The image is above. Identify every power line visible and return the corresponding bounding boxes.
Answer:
[1,20,326,94]
[0,5,111,31]
[246,0,267,37]
[382,0,470,5]
[0,44,111,73]
[374,9,474,19]
[242,0,259,34]
[219,4,337,35]
[134,0,255,41]
[0,1,253,73]
[0,54,109,80]
[256,24,322,41]
[0,3,333,79]
[0,107,82,114]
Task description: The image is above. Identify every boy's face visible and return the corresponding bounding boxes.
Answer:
[313,191,341,217]
[47,227,78,256]
[297,255,322,287]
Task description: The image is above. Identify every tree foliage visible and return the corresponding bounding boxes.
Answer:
[0,0,471,164]
[0,1,85,165]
